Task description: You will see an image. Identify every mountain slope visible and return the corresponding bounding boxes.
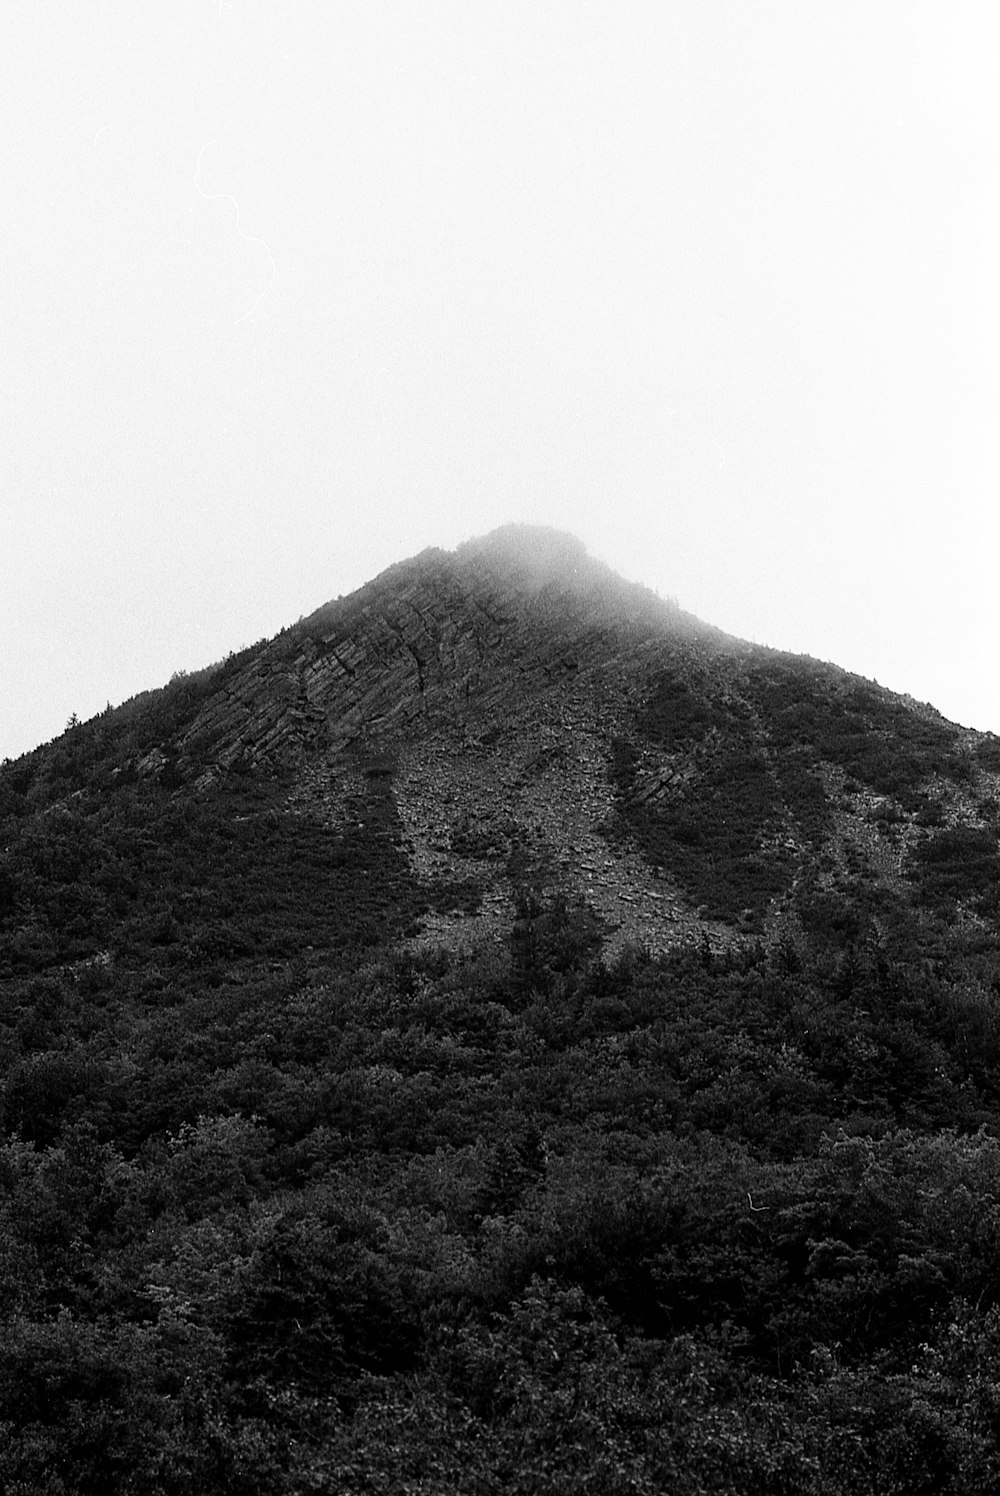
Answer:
[4,526,1000,1492]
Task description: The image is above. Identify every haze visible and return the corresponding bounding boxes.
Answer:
[2,1,997,762]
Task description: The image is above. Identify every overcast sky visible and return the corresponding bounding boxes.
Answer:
[2,1,997,761]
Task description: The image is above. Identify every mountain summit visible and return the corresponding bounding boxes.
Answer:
[459,521,590,576]
[457,522,618,595]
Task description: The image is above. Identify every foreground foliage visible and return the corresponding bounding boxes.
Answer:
[2,759,1000,1493]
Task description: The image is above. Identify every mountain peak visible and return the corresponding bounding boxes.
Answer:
[453,524,661,617]
[457,523,589,580]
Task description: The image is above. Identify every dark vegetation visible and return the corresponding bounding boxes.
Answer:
[2,778,1000,1490]
[746,661,971,806]
[612,655,982,927]
[910,825,1000,917]
[3,604,1000,1490]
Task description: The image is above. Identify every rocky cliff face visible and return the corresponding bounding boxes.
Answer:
[170,529,698,779]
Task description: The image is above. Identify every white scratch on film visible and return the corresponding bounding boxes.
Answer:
[195,139,276,325]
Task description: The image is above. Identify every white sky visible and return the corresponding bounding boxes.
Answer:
[2,1,998,761]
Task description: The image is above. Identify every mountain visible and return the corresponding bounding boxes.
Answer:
[3,525,1000,1493]
[5,523,998,967]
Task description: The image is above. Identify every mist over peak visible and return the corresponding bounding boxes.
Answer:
[458,523,589,575]
[454,523,669,620]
